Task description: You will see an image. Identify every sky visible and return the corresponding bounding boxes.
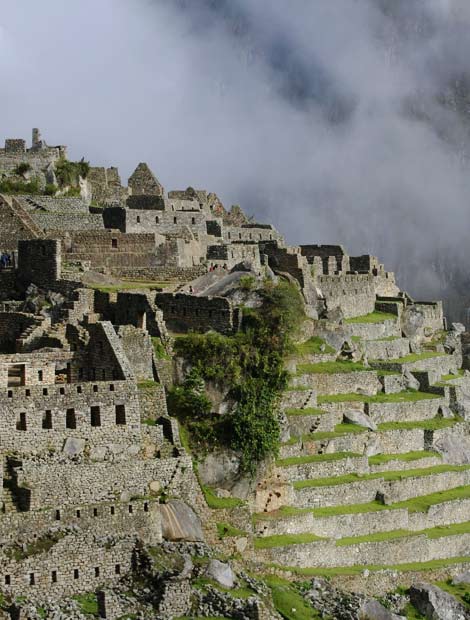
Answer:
[1,0,470,313]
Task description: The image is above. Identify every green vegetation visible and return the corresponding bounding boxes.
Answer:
[269,556,470,577]
[293,464,470,490]
[6,532,65,561]
[202,486,245,510]
[216,522,247,539]
[0,176,42,194]
[368,451,439,465]
[265,575,320,619]
[55,157,90,187]
[151,336,170,360]
[72,593,99,616]
[14,162,31,176]
[285,407,327,416]
[193,576,254,599]
[294,336,335,356]
[377,417,460,432]
[171,280,305,473]
[318,390,441,404]
[239,275,255,291]
[403,603,426,619]
[344,311,397,324]
[440,370,465,381]
[336,521,470,546]
[312,485,470,517]
[253,505,314,521]
[137,380,160,389]
[435,579,470,610]
[254,533,322,549]
[296,360,368,375]
[378,351,446,364]
[276,451,361,467]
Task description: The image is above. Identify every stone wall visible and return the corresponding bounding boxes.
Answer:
[0,196,41,253]
[318,274,376,319]
[17,239,61,288]
[155,292,239,335]
[117,325,155,382]
[291,370,380,395]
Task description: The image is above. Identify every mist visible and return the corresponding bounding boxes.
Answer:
[1,0,470,317]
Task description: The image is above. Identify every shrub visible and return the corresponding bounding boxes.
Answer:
[174,280,304,473]
[14,162,31,176]
[55,157,90,188]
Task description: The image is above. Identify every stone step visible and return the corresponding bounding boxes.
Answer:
[292,466,470,509]
[256,528,470,569]
[279,421,464,460]
[361,337,411,361]
[290,368,381,396]
[286,409,343,437]
[276,451,442,483]
[254,493,470,540]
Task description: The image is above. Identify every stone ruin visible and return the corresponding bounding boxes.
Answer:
[0,129,467,619]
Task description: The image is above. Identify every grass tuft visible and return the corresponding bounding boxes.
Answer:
[254,533,322,549]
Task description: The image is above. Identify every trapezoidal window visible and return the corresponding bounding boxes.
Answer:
[111,238,118,249]
[115,405,126,425]
[16,412,27,431]
[42,410,52,430]
[8,364,25,387]
[66,408,76,429]
[90,406,101,427]
[155,216,159,224]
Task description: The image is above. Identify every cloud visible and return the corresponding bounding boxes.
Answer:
[1,0,470,316]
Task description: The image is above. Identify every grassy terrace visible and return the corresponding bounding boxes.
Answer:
[317,390,441,404]
[372,351,447,364]
[344,311,398,324]
[336,520,470,546]
[276,451,362,467]
[377,417,460,432]
[253,486,470,522]
[268,556,470,577]
[283,423,368,444]
[254,533,323,549]
[202,486,245,510]
[312,485,470,517]
[285,407,327,416]
[296,361,369,375]
[294,336,335,356]
[368,451,440,465]
[293,464,470,490]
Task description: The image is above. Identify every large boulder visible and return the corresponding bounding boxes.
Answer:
[409,583,468,620]
[160,500,204,542]
[403,369,420,391]
[453,571,470,585]
[344,409,377,431]
[402,305,425,339]
[62,437,85,458]
[433,435,470,465]
[205,559,235,589]
[198,450,241,489]
[359,599,405,620]
[452,323,466,335]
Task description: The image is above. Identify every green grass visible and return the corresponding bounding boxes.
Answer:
[294,336,335,356]
[137,380,160,389]
[345,311,398,324]
[265,576,320,619]
[193,576,254,599]
[202,486,245,509]
[293,464,470,490]
[368,451,439,465]
[151,336,171,360]
[372,335,400,342]
[268,556,470,577]
[378,351,446,364]
[435,579,470,610]
[285,407,327,416]
[216,522,247,539]
[296,361,369,375]
[72,593,99,616]
[336,521,470,546]
[254,533,322,549]
[312,485,470,517]
[277,451,362,467]
[318,390,441,404]
[404,603,426,619]
[253,505,314,521]
[440,370,465,382]
[378,417,460,432]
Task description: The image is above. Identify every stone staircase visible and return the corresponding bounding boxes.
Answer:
[254,321,470,573]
